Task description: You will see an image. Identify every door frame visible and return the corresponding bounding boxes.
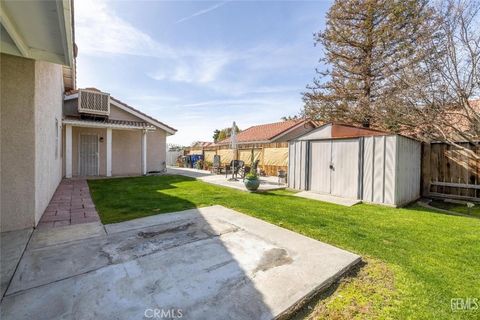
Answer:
[78,133,99,176]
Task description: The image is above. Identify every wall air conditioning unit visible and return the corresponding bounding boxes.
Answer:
[78,89,110,116]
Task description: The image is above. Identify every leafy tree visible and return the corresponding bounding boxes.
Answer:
[391,0,480,157]
[281,115,300,121]
[213,125,241,142]
[212,129,221,142]
[303,0,436,128]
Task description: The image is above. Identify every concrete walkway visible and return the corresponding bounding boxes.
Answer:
[294,191,362,207]
[1,206,360,320]
[1,228,32,298]
[37,179,100,228]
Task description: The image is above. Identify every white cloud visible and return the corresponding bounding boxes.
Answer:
[75,0,172,57]
[148,53,232,84]
[75,0,232,84]
[176,2,228,24]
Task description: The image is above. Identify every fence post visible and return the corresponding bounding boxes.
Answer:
[421,143,431,197]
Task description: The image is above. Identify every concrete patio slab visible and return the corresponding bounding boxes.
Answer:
[166,166,213,178]
[294,191,362,207]
[199,175,286,192]
[29,222,105,249]
[1,205,360,320]
[0,228,32,298]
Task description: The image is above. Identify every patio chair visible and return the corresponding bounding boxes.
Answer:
[211,155,222,174]
[225,160,245,179]
[277,169,287,184]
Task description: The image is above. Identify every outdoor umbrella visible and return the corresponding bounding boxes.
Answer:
[229,121,238,181]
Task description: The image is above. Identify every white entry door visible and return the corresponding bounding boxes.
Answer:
[309,139,359,199]
[79,134,99,176]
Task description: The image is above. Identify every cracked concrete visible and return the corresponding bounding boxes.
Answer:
[1,205,360,320]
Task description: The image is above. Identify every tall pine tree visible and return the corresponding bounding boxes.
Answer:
[303,0,436,128]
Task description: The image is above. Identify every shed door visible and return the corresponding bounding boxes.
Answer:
[330,139,359,198]
[308,139,360,199]
[309,141,331,194]
[79,134,99,176]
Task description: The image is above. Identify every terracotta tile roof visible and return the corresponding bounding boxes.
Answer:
[398,99,480,141]
[217,119,311,144]
[64,88,177,132]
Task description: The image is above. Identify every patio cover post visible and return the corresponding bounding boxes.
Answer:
[106,128,112,177]
[65,124,72,178]
[142,129,147,175]
[229,121,238,181]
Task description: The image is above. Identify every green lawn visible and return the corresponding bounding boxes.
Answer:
[88,175,480,319]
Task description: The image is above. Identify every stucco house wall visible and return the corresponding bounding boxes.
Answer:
[1,54,64,231]
[147,129,167,172]
[109,105,143,122]
[112,130,143,175]
[34,60,64,225]
[1,54,36,232]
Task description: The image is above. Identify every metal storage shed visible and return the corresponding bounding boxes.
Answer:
[288,123,421,207]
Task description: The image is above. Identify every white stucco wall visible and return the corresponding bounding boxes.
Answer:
[34,60,64,225]
[109,105,143,122]
[1,54,37,232]
[147,130,167,172]
[112,130,142,176]
[1,54,65,232]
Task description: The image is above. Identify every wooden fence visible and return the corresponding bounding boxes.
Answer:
[421,142,480,200]
[185,142,289,176]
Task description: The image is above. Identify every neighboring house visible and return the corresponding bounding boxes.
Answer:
[198,119,317,175]
[217,119,317,146]
[288,123,422,207]
[0,1,176,232]
[63,88,176,177]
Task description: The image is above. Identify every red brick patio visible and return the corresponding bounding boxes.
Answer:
[37,179,100,228]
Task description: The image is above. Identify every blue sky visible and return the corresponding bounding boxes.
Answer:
[75,0,330,145]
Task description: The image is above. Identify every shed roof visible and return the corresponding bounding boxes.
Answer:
[293,123,392,141]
